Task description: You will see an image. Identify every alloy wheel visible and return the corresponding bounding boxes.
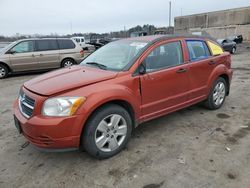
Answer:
[232,47,236,54]
[95,114,127,152]
[213,82,226,106]
[63,60,73,67]
[0,67,6,78]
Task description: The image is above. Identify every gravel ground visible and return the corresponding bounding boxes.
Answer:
[0,43,250,188]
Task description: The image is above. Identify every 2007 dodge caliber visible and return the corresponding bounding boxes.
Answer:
[13,35,233,159]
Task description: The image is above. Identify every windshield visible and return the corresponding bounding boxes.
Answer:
[81,40,148,71]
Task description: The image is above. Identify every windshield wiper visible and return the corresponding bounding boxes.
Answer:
[86,62,107,70]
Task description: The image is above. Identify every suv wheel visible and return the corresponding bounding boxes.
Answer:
[0,64,8,79]
[205,77,227,110]
[82,104,132,159]
[61,59,74,68]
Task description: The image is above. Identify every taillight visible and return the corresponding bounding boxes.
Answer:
[80,50,84,56]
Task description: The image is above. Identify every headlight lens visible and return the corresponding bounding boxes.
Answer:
[42,97,85,117]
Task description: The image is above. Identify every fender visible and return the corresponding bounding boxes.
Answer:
[71,81,141,130]
[0,61,12,72]
[207,64,230,94]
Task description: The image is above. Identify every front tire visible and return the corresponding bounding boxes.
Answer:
[205,77,227,110]
[82,104,132,159]
[0,64,9,79]
[61,59,75,68]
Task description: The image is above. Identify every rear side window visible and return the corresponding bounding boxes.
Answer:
[145,41,183,72]
[186,41,211,61]
[58,39,76,50]
[36,40,58,51]
[207,41,224,56]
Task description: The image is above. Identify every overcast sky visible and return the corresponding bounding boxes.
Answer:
[0,0,249,36]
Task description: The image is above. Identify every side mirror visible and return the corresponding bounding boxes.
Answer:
[139,63,146,75]
[7,49,16,54]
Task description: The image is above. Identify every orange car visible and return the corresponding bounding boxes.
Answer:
[13,35,233,159]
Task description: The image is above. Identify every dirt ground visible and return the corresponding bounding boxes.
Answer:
[0,43,250,188]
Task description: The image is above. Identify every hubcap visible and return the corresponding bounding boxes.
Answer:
[232,48,236,53]
[213,82,226,106]
[95,114,127,152]
[0,67,6,78]
[63,61,73,67]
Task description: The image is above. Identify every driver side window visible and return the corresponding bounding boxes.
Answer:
[11,41,34,53]
[145,41,183,72]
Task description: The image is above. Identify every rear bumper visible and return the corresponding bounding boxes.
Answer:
[13,100,87,150]
[229,68,233,81]
[75,58,85,64]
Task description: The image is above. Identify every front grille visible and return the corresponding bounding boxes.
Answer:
[19,90,35,118]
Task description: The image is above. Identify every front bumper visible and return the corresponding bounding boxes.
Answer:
[13,99,86,150]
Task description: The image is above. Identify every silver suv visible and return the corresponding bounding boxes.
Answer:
[0,38,85,78]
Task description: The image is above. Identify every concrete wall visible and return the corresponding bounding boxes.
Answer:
[175,6,250,40]
[189,25,250,41]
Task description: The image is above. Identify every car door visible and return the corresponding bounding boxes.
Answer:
[222,40,232,52]
[185,40,216,101]
[139,40,189,120]
[8,40,38,71]
[35,39,60,69]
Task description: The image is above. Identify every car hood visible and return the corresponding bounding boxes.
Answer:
[24,65,118,96]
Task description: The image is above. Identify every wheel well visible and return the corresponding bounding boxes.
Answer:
[219,74,230,95]
[90,100,135,129]
[61,58,75,66]
[108,100,136,127]
[0,62,11,72]
[79,100,136,149]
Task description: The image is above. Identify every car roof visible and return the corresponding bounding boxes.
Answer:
[16,38,72,42]
[122,34,216,43]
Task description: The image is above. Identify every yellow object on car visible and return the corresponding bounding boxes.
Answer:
[207,41,224,56]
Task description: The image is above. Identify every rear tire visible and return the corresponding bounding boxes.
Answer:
[231,47,236,54]
[61,59,75,68]
[82,104,132,159]
[0,64,9,79]
[204,77,227,110]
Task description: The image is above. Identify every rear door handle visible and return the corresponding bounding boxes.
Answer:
[176,68,187,73]
[39,54,44,56]
[208,60,216,65]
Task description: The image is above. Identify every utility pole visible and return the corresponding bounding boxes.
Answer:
[169,1,172,27]
[124,26,126,38]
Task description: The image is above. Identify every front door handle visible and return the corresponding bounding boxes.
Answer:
[176,68,187,73]
[39,54,44,56]
[31,54,35,57]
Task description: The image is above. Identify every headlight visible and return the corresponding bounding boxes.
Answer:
[42,97,86,117]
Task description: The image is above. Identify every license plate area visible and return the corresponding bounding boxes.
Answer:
[14,116,22,134]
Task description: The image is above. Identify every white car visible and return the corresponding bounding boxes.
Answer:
[71,37,95,51]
